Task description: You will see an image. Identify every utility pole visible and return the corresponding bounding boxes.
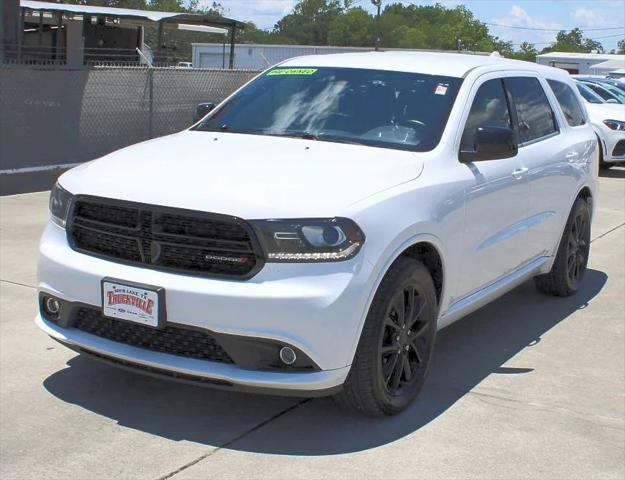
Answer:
[371,0,381,51]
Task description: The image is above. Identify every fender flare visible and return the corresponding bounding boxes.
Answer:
[348,232,447,357]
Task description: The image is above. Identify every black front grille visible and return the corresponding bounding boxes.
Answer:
[68,197,262,278]
[612,140,625,158]
[72,307,234,364]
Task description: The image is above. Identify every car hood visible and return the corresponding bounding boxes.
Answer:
[60,131,424,218]
[585,102,625,122]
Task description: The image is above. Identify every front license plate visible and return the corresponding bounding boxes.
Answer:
[101,278,165,328]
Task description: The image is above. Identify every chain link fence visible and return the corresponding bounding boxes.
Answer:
[0,64,260,193]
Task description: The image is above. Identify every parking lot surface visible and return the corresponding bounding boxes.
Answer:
[1,169,624,480]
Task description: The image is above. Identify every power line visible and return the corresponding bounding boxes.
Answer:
[486,22,625,32]
[395,0,624,32]
[509,32,625,47]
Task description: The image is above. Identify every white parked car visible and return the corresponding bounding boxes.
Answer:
[574,81,625,168]
[37,52,598,416]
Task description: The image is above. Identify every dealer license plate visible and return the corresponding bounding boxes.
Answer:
[101,279,164,328]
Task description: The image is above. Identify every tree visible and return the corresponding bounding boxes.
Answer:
[541,28,604,54]
[618,39,625,54]
[376,4,495,52]
[240,22,294,44]
[512,41,538,62]
[492,37,513,56]
[327,7,374,47]
[274,0,352,45]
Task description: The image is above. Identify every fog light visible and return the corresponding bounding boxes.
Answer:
[279,346,297,366]
[45,297,61,317]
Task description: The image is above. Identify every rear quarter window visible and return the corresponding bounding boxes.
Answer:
[547,80,586,127]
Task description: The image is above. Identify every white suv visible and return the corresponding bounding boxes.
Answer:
[37,52,597,416]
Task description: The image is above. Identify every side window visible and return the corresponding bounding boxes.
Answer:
[461,79,512,151]
[547,80,586,127]
[505,77,558,144]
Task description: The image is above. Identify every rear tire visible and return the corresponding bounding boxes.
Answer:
[534,198,591,297]
[335,257,437,416]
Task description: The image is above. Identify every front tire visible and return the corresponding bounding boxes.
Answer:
[336,257,438,416]
[597,135,610,170]
[534,198,591,296]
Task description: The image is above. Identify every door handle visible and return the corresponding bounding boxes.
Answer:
[511,167,528,179]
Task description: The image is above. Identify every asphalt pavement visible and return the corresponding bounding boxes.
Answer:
[1,168,623,480]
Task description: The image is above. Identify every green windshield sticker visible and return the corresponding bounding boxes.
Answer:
[267,68,318,76]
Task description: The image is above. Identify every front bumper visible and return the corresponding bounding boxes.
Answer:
[37,222,375,394]
[602,130,625,162]
[36,314,348,396]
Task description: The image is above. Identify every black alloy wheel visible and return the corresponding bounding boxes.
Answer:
[566,209,590,286]
[380,285,430,396]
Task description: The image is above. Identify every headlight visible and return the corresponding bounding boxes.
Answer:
[603,119,625,131]
[250,218,365,262]
[49,183,73,227]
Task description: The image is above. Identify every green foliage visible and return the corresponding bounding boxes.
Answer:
[378,3,494,51]
[541,28,604,54]
[327,7,374,47]
[618,39,625,54]
[510,41,538,62]
[274,0,347,45]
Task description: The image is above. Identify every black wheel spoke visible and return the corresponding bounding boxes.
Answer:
[407,297,426,329]
[402,354,413,382]
[390,354,403,391]
[410,337,423,363]
[404,288,415,324]
[384,317,401,331]
[384,352,400,384]
[391,296,405,327]
[411,321,429,339]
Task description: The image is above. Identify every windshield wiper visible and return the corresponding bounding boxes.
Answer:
[195,127,367,147]
[265,131,366,146]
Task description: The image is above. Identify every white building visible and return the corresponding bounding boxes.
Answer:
[536,52,625,75]
[191,43,489,70]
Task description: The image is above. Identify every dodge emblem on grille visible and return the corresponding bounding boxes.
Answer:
[204,254,247,264]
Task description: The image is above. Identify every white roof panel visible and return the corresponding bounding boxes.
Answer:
[281,51,558,78]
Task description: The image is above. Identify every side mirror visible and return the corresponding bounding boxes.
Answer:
[193,102,215,122]
[606,98,619,104]
[460,126,518,162]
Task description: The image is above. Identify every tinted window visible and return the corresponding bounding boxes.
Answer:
[195,67,463,152]
[576,83,603,104]
[461,79,512,151]
[583,82,625,103]
[506,77,557,144]
[547,80,586,127]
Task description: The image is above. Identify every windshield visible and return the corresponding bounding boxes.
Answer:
[583,82,625,104]
[597,82,625,102]
[193,67,463,152]
[576,83,604,104]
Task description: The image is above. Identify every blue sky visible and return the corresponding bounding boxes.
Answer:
[203,0,625,51]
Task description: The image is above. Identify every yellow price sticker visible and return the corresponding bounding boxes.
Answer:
[266,68,318,76]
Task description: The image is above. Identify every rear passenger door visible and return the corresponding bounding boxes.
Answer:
[504,76,579,260]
